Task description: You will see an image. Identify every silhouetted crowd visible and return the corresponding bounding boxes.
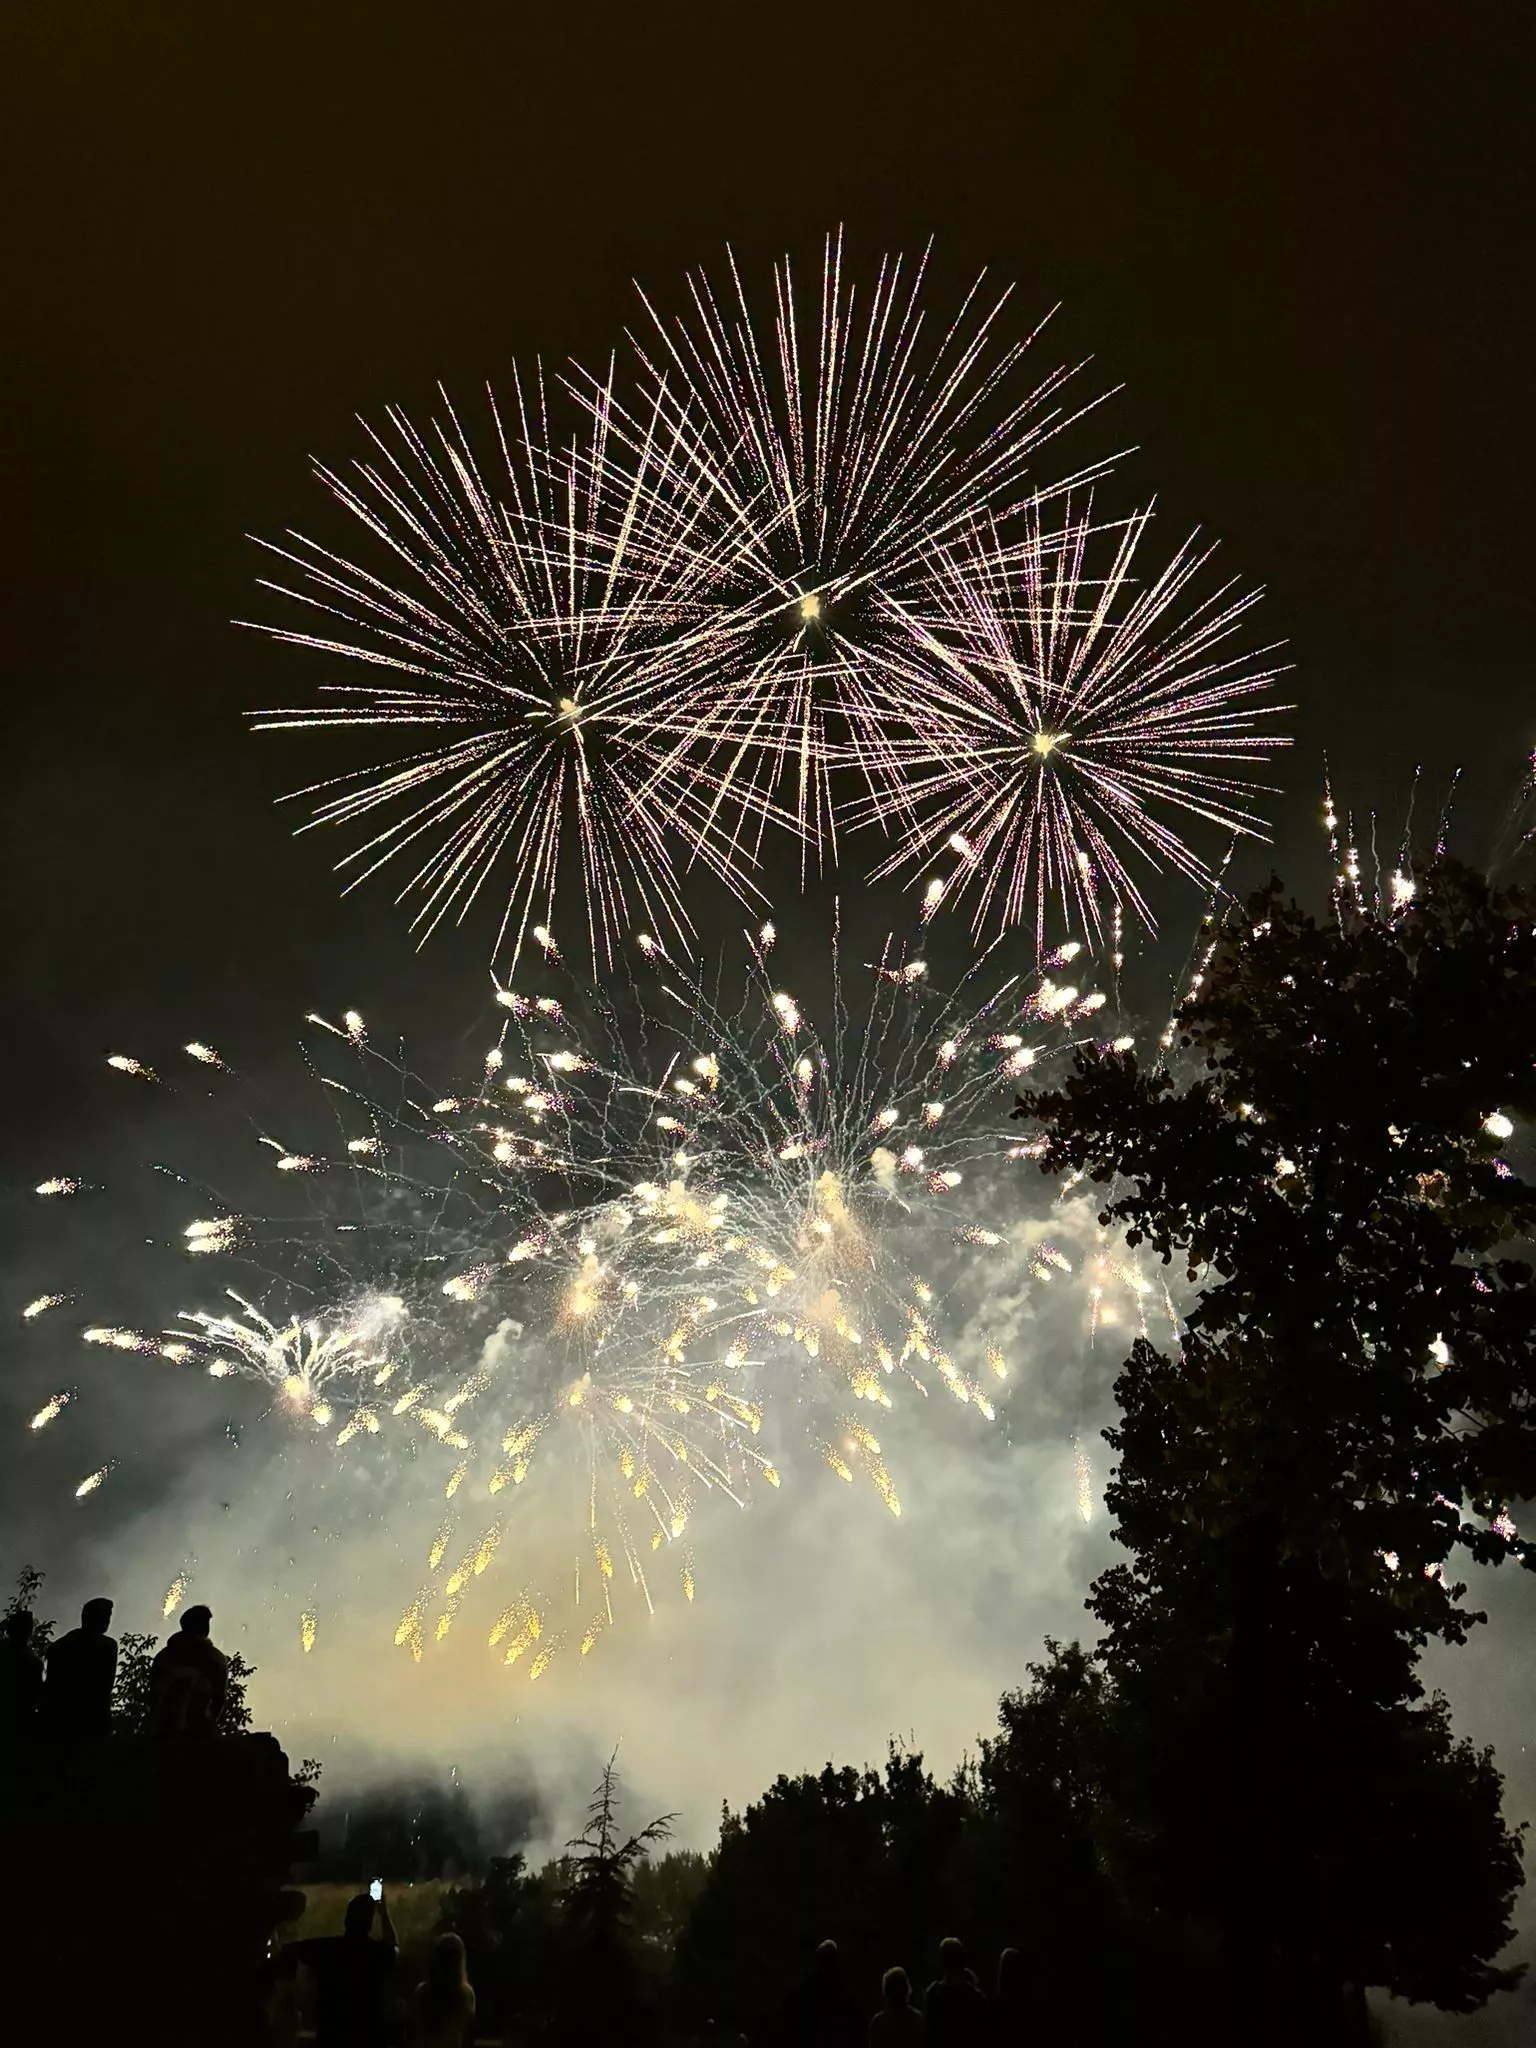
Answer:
[267,1919,1021,2048]
[271,1898,482,2048]
[787,1936,1020,2048]
[0,1593,1068,2046]
[0,1593,231,1749]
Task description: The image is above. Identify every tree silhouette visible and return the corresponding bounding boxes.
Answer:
[5,1566,55,1652]
[676,1743,972,2038]
[551,1753,675,2042]
[438,1852,558,2030]
[1014,859,1534,2039]
[948,1640,1118,2030]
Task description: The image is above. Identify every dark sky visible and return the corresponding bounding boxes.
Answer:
[3,7,1535,2027]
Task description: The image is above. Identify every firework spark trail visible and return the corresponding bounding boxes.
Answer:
[172,1290,407,1433]
[244,367,789,974]
[578,231,1118,866]
[856,500,1291,954]
[21,920,1159,1672]
[22,1295,71,1319]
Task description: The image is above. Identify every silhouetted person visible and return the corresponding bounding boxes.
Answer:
[290,1890,398,2048]
[148,1603,228,1734]
[923,1940,988,2048]
[0,1610,45,1752]
[992,1950,1025,2044]
[43,1597,117,1746]
[413,1931,475,2048]
[870,1965,925,2047]
[794,1939,863,2048]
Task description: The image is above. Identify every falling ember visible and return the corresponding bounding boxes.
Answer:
[29,1391,72,1431]
[300,1612,318,1654]
[163,1576,189,1618]
[75,1466,110,1499]
[185,1218,238,1255]
[36,1178,84,1197]
[442,1268,493,1303]
[107,1055,157,1081]
[1482,1111,1514,1142]
[84,1325,162,1354]
[184,1042,225,1067]
[23,1294,70,1319]
[1073,1440,1094,1524]
[771,991,802,1034]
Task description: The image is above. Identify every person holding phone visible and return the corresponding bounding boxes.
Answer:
[286,1885,398,2047]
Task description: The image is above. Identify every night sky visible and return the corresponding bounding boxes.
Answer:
[4,7,1534,2033]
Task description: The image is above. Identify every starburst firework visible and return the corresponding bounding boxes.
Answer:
[586,231,1113,862]
[246,368,778,973]
[857,499,1291,951]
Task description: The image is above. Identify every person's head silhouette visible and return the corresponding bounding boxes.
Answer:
[2,1611,34,1645]
[81,1598,113,1635]
[813,1939,841,1987]
[343,1894,375,1940]
[179,1605,213,1639]
[938,1937,967,1979]
[882,1967,913,2009]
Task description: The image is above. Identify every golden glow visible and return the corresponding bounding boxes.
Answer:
[797,591,821,622]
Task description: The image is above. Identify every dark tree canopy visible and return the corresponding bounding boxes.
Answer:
[1016,858,1535,1637]
[675,1664,1129,2042]
[1014,860,1533,2030]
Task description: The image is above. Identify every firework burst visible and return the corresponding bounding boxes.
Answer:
[245,368,781,974]
[583,231,1113,864]
[853,499,1290,951]
[21,922,1141,1674]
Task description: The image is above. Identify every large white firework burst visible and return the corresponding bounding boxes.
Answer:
[855,497,1292,951]
[580,231,1113,865]
[245,367,780,974]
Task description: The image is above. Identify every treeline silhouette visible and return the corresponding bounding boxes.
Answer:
[4,857,1532,2048]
